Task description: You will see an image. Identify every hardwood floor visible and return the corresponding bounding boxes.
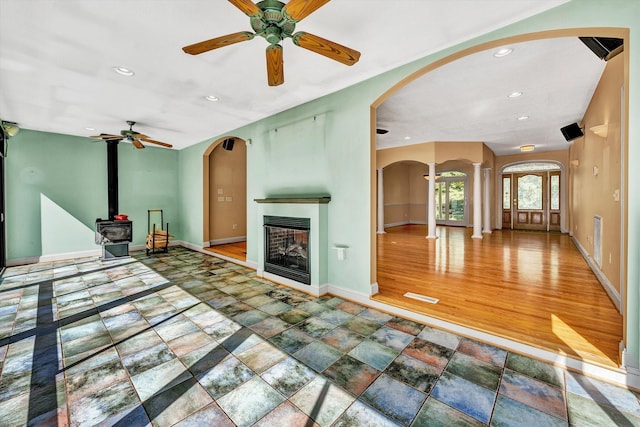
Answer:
[205,241,247,262]
[373,225,623,369]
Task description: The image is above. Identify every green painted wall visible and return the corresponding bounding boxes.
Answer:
[6,129,179,259]
[177,0,640,368]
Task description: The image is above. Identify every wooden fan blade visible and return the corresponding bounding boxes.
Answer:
[266,44,284,86]
[141,138,173,148]
[132,139,145,149]
[90,134,122,140]
[292,32,360,66]
[182,32,254,55]
[228,0,262,17]
[282,0,330,22]
[131,132,148,139]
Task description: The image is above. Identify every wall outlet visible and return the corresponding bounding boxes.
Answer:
[217,196,225,202]
[225,196,232,202]
[217,188,223,195]
[232,224,238,230]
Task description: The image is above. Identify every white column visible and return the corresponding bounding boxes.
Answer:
[483,168,492,234]
[472,162,483,239]
[377,168,385,234]
[427,163,437,239]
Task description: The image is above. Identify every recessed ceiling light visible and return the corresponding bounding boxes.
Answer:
[520,145,535,152]
[85,127,95,131]
[205,95,220,102]
[493,47,513,58]
[404,136,411,140]
[517,116,529,121]
[508,91,523,98]
[113,66,134,76]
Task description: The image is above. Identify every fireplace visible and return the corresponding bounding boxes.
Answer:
[264,216,310,285]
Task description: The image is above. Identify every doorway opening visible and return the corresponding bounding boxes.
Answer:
[500,162,562,231]
[434,171,467,226]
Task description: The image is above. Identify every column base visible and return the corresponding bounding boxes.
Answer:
[471,234,483,239]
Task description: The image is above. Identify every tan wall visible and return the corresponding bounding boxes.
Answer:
[383,162,410,225]
[570,54,623,294]
[209,141,247,241]
[409,163,428,223]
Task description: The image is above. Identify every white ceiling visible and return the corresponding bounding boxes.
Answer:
[0,0,579,151]
[376,37,606,155]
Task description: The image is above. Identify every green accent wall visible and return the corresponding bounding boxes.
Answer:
[6,129,179,259]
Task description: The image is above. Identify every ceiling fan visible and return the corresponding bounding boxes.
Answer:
[182,0,361,86]
[90,121,173,149]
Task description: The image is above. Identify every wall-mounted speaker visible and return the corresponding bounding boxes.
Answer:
[560,123,584,142]
[222,138,235,151]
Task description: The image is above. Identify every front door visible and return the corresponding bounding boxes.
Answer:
[514,172,547,231]
[435,177,466,226]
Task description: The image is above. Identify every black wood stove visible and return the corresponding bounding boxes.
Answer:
[95,140,132,259]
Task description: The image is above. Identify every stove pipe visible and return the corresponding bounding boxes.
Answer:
[106,140,119,221]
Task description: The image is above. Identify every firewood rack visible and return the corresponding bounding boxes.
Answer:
[146,209,170,255]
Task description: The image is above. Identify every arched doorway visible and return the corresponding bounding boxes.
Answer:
[202,137,247,261]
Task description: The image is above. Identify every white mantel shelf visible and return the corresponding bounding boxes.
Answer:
[254,196,331,204]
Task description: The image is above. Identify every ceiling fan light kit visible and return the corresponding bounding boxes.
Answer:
[182,0,360,86]
[90,121,173,150]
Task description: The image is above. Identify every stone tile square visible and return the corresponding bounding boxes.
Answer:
[358,308,394,324]
[243,294,275,308]
[318,309,354,325]
[342,316,382,337]
[261,357,317,397]
[298,317,337,338]
[294,341,343,372]
[115,329,163,357]
[412,397,485,427]
[499,369,567,419]
[361,374,426,425]
[269,327,315,354]
[370,326,414,351]
[446,351,502,391]
[402,337,453,373]
[348,340,399,371]
[143,378,213,427]
[237,340,287,373]
[417,326,462,350]
[232,309,269,327]
[493,395,567,427]
[323,355,380,396]
[167,330,215,357]
[254,401,319,427]
[386,353,440,392]
[385,316,424,336]
[203,318,243,341]
[297,301,331,315]
[219,326,263,355]
[290,376,355,427]
[217,376,285,427]
[430,371,496,424]
[334,400,401,427]
[197,355,254,399]
[173,402,234,427]
[69,380,139,427]
[566,392,640,427]
[154,318,199,342]
[321,327,364,352]
[457,338,507,367]
[506,352,565,389]
[335,300,367,315]
[121,342,175,376]
[249,316,291,338]
[66,359,128,402]
[277,308,312,325]
[259,300,292,316]
[130,358,192,401]
[566,370,640,416]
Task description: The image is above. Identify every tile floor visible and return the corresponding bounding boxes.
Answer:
[1,246,640,426]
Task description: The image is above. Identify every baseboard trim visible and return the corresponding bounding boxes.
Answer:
[209,236,246,246]
[572,236,621,312]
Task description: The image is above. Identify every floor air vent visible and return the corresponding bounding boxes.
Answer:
[404,292,439,304]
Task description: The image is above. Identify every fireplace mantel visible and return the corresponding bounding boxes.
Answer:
[254,196,331,204]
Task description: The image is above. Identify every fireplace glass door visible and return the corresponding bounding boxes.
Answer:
[264,216,310,284]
